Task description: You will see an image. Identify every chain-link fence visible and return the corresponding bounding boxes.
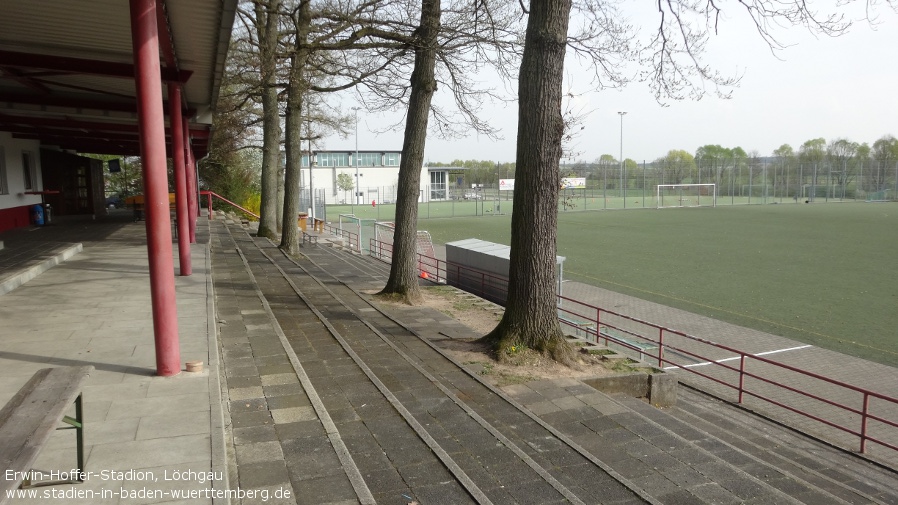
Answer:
[315,159,898,222]
[557,159,898,210]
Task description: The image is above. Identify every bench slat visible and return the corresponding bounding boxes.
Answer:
[0,366,93,494]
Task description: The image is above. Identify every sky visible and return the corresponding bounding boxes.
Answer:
[322,4,898,165]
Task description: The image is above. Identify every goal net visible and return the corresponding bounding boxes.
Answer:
[338,214,377,253]
[656,184,717,208]
[865,189,891,202]
[373,222,440,280]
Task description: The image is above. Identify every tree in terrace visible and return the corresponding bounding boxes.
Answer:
[250,0,283,239]
[871,135,898,191]
[364,0,520,304]
[276,0,412,255]
[480,0,860,362]
[480,0,581,363]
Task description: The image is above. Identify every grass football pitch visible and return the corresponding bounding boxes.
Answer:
[398,203,898,368]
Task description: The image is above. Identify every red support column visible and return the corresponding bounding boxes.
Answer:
[182,124,198,243]
[168,83,191,274]
[130,0,181,376]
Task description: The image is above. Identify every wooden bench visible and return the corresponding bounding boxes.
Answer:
[0,366,93,499]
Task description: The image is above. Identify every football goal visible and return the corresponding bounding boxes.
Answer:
[373,222,440,280]
[865,189,891,202]
[656,184,717,208]
[338,214,377,253]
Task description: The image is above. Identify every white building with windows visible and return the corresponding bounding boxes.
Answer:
[296,150,458,204]
[0,133,45,231]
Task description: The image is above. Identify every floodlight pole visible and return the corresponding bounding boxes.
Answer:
[618,111,627,204]
[353,107,361,206]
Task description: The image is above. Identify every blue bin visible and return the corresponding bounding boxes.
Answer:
[31,204,44,226]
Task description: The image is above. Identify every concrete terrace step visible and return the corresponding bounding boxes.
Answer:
[668,387,898,504]
[275,239,898,503]
[0,241,82,295]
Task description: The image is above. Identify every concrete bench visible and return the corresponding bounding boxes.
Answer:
[0,366,93,499]
[599,327,658,361]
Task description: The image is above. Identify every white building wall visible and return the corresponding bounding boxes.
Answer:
[301,162,439,205]
[0,132,44,211]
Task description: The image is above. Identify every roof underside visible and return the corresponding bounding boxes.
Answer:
[0,0,237,157]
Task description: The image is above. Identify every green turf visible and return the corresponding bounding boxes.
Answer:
[409,203,898,368]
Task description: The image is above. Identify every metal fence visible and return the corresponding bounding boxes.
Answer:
[554,159,898,210]
[363,236,898,464]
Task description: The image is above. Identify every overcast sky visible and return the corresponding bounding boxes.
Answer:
[323,4,898,164]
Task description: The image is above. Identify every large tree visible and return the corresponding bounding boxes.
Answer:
[377,0,442,303]
[478,0,858,362]
[369,0,520,304]
[254,0,283,239]
[481,0,575,363]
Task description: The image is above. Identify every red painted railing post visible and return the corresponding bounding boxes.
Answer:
[129,0,180,376]
[657,327,664,368]
[738,354,746,403]
[860,393,870,453]
[207,193,213,218]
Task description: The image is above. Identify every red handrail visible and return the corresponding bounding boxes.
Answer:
[200,190,259,220]
[323,222,360,252]
[367,237,898,459]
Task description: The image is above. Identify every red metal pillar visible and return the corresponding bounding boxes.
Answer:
[182,124,198,243]
[130,0,181,376]
[168,84,191,274]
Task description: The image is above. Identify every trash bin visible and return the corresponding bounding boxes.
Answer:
[297,212,308,231]
[31,204,44,226]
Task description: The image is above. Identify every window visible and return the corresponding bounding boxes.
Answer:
[0,147,7,194]
[384,153,400,166]
[359,152,381,166]
[314,152,349,167]
[22,151,35,190]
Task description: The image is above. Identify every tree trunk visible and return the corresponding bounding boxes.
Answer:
[276,164,285,232]
[280,1,311,256]
[256,0,281,239]
[481,0,574,364]
[378,0,441,305]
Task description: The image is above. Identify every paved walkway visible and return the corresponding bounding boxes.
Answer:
[1,214,896,505]
[0,214,226,504]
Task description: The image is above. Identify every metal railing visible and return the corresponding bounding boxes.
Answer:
[200,191,259,220]
[323,222,360,252]
[367,237,898,459]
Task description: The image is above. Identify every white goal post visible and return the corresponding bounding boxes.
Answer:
[656,184,717,208]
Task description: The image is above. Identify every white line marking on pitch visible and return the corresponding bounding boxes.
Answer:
[663,345,812,370]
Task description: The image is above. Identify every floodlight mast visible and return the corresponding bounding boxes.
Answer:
[352,107,362,206]
[618,112,627,205]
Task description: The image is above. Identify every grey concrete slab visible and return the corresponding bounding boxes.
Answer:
[0,216,224,505]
